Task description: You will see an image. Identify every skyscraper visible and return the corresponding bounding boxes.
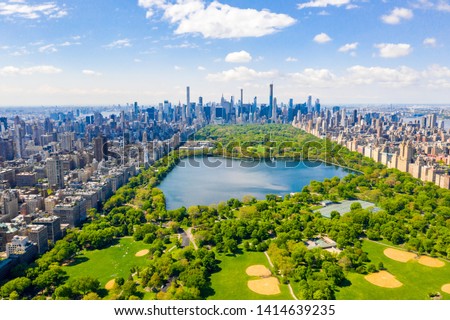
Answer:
[307,95,312,113]
[240,88,243,117]
[46,155,64,189]
[270,84,275,121]
[186,86,191,119]
[314,99,321,114]
[93,135,108,162]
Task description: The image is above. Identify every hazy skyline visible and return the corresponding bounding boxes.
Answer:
[1,0,450,106]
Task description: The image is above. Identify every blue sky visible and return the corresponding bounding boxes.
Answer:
[1,0,450,106]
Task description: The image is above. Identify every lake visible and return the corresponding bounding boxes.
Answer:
[159,157,354,210]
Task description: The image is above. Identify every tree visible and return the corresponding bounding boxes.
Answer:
[69,276,100,296]
[330,210,340,220]
[350,202,362,211]
[1,277,32,298]
[83,292,100,300]
[33,266,67,293]
[53,285,74,300]
[120,280,138,300]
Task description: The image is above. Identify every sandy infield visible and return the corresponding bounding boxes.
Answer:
[441,284,450,294]
[248,277,281,295]
[365,271,403,288]
[135,249,149,257]
[105,279,115,290]
[246,265,272,277]
[418,256,445,268]
[384,248,416,262]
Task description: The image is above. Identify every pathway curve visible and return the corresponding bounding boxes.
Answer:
[184,228,198,250]
[264,252,298,300]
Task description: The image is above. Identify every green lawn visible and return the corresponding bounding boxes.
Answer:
[208,250,293,300]
[336,240,450,300]
[62,237,150,287]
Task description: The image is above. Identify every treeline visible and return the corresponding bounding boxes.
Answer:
[193,125,385,174]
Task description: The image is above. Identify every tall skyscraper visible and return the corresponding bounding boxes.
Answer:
[314,99,321,114]
[186,86,191,119]
[307,95,312,113]
[269,84,275,121]
[46,155,64,189]
[240,88,243,117]
[93,135,108,162]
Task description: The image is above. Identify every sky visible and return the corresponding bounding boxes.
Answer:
[1,0,450,106]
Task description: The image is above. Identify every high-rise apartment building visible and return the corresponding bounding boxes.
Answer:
[46,155,64,189]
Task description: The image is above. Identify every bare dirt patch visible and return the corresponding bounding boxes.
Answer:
[247,277,280,295]
[441,284,450,294]
[418,256,445,268]
[135,249,149,257]
[365,271,403,288]
[105,279,115,290]
[246,265,272,277]
[383,248,416,262]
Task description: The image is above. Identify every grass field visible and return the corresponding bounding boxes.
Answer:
[336,240,450,300]
[208,250,293,300]
[62,237,150,287]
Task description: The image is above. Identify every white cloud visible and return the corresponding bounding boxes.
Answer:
[346,4,359,9]
[225,50,252,63]
[174,65,182,71]
[10,47,29,56]
[206,66,278,82]
[59,41,81,47]
[197,66,206,71]
[423,64,450,78]
[375,43,412,58]
[38,44,57,53]
[285,57,298,62]
[338,42,358,52]
[82,69,102,76]
[436,1,450,12]
[0,65,62,76]
[317,10,330,15]
[0,1,67,20]
[381,8,414,24]
[134,58,142,63]
[289,68,337,87]
[423,37,437,47]
[346,65,419,86]
[411,0,450,12]
[313,32,332,43]
[298,0,351,9]
[138,0,296,39]
[104,39,132,49]
[164,42,198,49]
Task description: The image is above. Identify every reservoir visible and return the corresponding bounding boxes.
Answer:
[159,157,353,210]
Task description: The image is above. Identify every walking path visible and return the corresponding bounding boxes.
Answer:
[264,252,298,300]
[185,228,198,250]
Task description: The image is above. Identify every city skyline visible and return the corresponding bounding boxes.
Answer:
[1,0,450,106]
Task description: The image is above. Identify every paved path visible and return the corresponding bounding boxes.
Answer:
[264,252,298,300]
[184,227,198,250]
[125,203,140,210]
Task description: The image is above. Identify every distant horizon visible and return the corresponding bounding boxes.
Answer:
[1,102,450,109]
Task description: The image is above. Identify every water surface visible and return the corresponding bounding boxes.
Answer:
[159,157,353,210]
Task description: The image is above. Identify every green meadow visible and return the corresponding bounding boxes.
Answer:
[62,237,150,287]
[208,250,293,300]
[336,240,450,300]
